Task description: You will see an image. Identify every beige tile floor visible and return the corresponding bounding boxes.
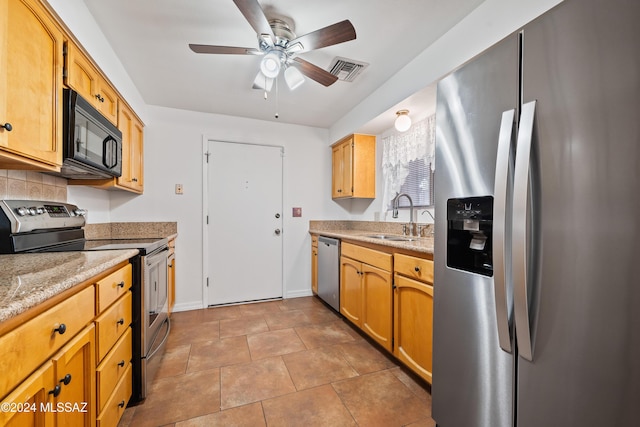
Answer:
[119,296,436,426]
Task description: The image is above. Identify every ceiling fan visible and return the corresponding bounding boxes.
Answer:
[189,0,356,92]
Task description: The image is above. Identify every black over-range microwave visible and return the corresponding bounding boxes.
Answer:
[54,89,123,179]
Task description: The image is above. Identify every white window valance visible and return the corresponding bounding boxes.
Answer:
[381,114,436,212]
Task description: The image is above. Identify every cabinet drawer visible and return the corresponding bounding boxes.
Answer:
[394,253,434,284]
[95,292,132,362]
[97,328,132,412]
[342,242,392,271]
[0,286,94,400]
[96,263,132,313]
[97,364,132,427]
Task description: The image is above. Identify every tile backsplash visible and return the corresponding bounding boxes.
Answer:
[0,170,67,202]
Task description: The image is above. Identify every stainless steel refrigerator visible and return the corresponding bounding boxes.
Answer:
[432,0,640,426]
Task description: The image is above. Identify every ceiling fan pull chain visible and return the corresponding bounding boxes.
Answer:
[275,77,279,119]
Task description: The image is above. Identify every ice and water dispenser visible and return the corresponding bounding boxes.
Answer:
[446,196,494,276]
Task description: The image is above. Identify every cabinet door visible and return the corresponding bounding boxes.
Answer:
[393,274,434,383]
[117,103,144,193]
[340,139,353,197]
[51,324,96,426]
[339,256,362,325]
[168,252,176,315]
[361,263,393,351]
[65,42,118,125]
[331,144,343,198]
[0,362,56,427]
[0,0,63,169]
[311,246,318,294]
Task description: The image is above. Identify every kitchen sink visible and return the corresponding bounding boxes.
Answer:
[365,234,419,242]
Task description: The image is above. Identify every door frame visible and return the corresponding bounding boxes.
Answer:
[201,137,285,307]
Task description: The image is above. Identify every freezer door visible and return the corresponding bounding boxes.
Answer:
[516,0,640,426]
[433,35,519,427]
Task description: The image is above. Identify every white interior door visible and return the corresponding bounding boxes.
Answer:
[207,141,283,306]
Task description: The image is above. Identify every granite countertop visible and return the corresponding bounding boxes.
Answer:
[309,220,434,255]
[0,249,138,323]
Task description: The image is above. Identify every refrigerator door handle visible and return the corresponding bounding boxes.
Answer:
[493,109,516,354]
[513,100,537,361]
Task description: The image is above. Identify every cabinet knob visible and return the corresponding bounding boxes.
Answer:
[1,122,12,132]
[54,323,67,335]
[118,360,125,367]
[274,229,281,235]
[60,374,72,386]
[117,318,125,325]
[117,281,125,288]
[414,266,421,272]
[49,385,61,397]
[118,400,126,408]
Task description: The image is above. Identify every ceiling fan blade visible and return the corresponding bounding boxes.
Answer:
[233,0,275,41]
[288,20,356,53]
[189,44,262,55]
[293,57,338,87]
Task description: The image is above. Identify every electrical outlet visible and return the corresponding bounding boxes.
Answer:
[175,184,184,194]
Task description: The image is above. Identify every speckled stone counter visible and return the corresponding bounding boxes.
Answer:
[84,222,177,240]
[0,249,138,323]
[309,220,434,255]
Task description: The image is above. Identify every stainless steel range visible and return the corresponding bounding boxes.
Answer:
[0,199,170,405]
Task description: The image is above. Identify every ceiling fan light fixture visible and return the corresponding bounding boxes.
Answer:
[394,109,412,132]
[260,51,282,79]
[284,66,305,90]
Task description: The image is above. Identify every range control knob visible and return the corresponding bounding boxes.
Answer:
[28,207,38,216]
[74,209,87,217]
[36,207,45,215]
[16,207,29,216]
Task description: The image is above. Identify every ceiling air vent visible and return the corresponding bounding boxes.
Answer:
[328,57,369,82]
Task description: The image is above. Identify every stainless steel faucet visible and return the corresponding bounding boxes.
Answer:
[392,193,415,236]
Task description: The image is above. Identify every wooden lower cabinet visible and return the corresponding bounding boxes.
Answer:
[393,254,434,384]
[0,261,133,427]
[336,241,434,383]
[0,363,56,427]
[311,235,318,294]
[51,324,96,426]
[340,242,393,352]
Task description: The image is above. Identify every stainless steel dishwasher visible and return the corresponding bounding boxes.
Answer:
[317,236,340,312]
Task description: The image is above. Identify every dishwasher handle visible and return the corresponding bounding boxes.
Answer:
[318,236,339,246]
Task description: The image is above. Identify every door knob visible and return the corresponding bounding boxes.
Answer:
[275,213,280,218]
[275,229,281,235]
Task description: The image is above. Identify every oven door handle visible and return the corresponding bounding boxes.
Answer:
[147,317,171,360]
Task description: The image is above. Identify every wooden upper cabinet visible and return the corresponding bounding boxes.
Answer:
[65,41,118,124]
[331,134,375,199]
[0,0,64,171]
[117,102,144,193]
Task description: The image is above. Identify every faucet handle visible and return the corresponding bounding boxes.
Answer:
[402,224,408,235]
[417,224,425,237]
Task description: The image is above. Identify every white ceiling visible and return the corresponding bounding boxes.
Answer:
[80,0,483,130]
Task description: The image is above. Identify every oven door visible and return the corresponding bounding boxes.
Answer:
[141,247,170,398]
[144,247,169,352]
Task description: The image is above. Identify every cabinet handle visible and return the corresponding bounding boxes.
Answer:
[1,122,12,132]
[117,318,125,325]
[118,400,126,408]
[49,385,61,397]
[414,266,421,272]
[117,281,125,288]
[53,323,67,335]
[60,374,72,386]
[95,93,105,102]
[118,360,125,367]
[132,178,138,182]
